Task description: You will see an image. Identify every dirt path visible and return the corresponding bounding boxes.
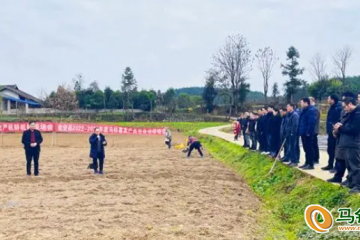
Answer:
[0,133,262,240]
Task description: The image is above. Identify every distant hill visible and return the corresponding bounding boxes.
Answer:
[174,87,264,101]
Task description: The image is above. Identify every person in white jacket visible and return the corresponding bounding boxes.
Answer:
[165,127,172,149]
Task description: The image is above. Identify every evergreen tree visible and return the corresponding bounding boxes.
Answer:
[163,88,176,113]
[203,75,218,113]
[121,67,137,110]
[281,46,305,102]
[272,82,279,102]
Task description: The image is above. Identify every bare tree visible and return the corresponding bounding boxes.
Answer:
[213,34,253,114]
[255,47,278,103]
[309,52,327,81]
[47,84,78,111]
[36,88,49,101]
[206,69,232,118]
[89,80,100,92]
[333,45,353,82]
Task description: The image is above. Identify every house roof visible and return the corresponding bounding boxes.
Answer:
[0,85,42,103]
[0,84,18,89]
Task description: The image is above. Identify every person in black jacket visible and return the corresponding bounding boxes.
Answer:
[256,109,264,152]
[280,107,288,160]
[269,108,282,157]
[327,92,354,184]
[299,98,317,170]
[333,97,360,194]
[260,107,269,153]
[249,113,258,150]
[322,94,342,171]
[89,127,107,175]
[263,106,274,154]
[22,122,43,176]
[310,97,320,164]
[242,112,251,148]
[285,103,300,167]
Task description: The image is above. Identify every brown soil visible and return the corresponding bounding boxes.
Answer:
[0,133,262,240]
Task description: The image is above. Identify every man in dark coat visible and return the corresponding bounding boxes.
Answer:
[280,107,288,161]
[323,94,343,171]
[333,97,360,194]
[299,98,317,170]
[310,97,320,164]
[260,108,269,152]
[327,92,355,183]
[256,109,264,152]
[270,108,282,157]
[263,106,274,154]
[22,122,43,176]
[284,103,300,166]
[249,113,258,150]
[242,112,251,148]
[89,127,107,174]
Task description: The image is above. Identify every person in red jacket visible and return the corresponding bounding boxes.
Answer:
[186,136,203,158]
[233,120,241,141]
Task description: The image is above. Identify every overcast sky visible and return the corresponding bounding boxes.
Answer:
[0,0,359,97]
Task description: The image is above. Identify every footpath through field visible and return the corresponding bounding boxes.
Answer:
[199,125,338,182]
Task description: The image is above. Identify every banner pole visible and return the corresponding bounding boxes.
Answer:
[51,131,54,147]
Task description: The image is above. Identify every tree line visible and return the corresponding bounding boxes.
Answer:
[202,34,357,115]
[43,67,203,113]
[42,35,357,115]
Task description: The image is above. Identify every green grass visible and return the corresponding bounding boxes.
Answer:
[197,134,360,239]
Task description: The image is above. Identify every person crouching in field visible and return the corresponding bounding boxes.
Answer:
[89,127,107,175]
[165,127,172,149]
[22,122,43,176]
[233,120,241,141]
[186,136,203,158]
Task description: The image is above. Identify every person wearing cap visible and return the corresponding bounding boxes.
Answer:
[89,127,107,174]
[21,122,43,176]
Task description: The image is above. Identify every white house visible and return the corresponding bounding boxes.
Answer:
[0,85,42,114]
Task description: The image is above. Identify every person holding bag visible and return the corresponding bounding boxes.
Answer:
[89,127,107,175]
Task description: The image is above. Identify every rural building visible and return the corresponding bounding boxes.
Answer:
[0,85,42,114]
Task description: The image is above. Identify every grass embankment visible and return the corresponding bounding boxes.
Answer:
[198,134,360,239]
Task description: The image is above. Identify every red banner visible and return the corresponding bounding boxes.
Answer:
[0,122,165,135]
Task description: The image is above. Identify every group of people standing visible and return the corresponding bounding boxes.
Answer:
[235,92,360,194]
